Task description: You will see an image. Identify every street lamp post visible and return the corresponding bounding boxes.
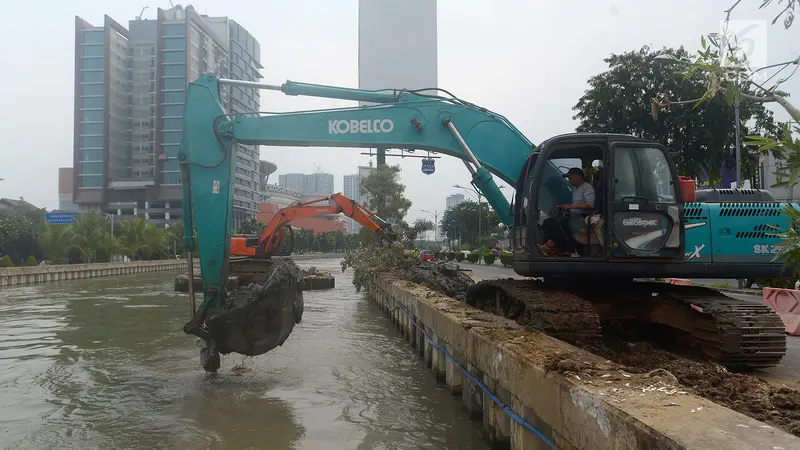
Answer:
[453,184,504,247]
[421,209,439,245]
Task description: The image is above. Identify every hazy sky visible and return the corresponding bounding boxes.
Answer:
[0,0,797,224]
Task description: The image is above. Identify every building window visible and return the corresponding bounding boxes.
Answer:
[162,23,186,37]
[81,84,104,96]
[80,162,103,174]
[81,123,103,135]
[82,58,104,70]
[81,149,103,161]
[81,110,104,122]
[82,71,104,82]
[163,37,186,50]
[80,175,103,188]
[82,30,104,44]
[163,51,186,64]
[163,105,184,117]
[162,159,180,171]
[163,65,185,77]
[163,78,186,90]
[163,131,182,144]
[80,136,103,148]
[82,45,104,57]
[81,97,104,109]
[162,118,182,130]
[162,91,185,104]
[162,172,181,185]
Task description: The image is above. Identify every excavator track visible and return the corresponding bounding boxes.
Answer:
[465,279,787,370]
[465,279,604,347]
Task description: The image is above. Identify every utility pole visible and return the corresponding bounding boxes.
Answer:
[421,209,439,244]
[735,95,742,187]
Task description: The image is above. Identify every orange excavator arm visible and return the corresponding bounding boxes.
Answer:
[230,193,396,258]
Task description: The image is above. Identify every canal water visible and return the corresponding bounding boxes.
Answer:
[0,258,488,450]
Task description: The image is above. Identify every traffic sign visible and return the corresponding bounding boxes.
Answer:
[421,158,435,175]
[45,212,79,225]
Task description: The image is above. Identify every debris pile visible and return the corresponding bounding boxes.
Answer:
[207,258,304,356]
[341,248,474,301]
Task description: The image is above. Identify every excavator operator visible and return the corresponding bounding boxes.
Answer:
[539,167,596,257]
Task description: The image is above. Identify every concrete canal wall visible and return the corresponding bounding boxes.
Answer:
[366,276,798,450]
[0,260,194,287]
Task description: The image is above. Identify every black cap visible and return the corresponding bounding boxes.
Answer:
[563,167,584,178]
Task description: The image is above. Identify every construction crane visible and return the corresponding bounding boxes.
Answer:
[179,73,794,372]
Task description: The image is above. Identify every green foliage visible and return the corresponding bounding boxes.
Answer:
[500,252,514,267]
[239,217,266,235]
[440,200,501,247]
[405,218,435,243]
[573,45,781,180]
[467,252,480,264]
[755,278,795,289]
[68,211,109,262]
[0,210,38,265]
[360,165,412,226]
[38,224,72,264]
[766,205,800,278]
[446,252,455,261]
[455,252,466,262]
[483,252,496,265]
[0,255,15,267]
[117,216,168,260]
[24,256,38,266]
[341,244,411,292]
[745,124,800,189]
[293,228,349,253]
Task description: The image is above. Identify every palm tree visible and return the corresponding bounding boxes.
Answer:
[118,217,168,260]
[68,212,107,263]
[38,224,72,264]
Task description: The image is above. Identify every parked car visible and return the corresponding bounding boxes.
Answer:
[418,250,436,262]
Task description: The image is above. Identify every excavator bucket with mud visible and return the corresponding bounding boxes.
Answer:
[206,259,304,357]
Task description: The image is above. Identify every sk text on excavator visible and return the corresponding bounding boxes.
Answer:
[179,73,795,372]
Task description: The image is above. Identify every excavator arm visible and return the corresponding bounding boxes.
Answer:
[230,193,397,257]
[179,73,534,341]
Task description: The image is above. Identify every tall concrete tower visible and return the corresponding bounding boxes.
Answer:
[358,0,438,165]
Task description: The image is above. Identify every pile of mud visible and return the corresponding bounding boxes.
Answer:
[396,261,475,302]
[594,341,800,436]
[206,259,304,356]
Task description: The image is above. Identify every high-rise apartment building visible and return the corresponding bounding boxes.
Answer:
[278,172,334,196]
[72,6,262,230]
[342,164,376,235]
[446,193,465,211]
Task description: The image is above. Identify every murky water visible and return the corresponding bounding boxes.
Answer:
[0,258,488,449]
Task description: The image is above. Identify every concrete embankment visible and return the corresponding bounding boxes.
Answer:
[0,260,193,286]
[366,276,799,450]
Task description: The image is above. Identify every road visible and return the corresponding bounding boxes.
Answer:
[463,262,800,389]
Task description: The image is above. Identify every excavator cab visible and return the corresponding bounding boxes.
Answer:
[512,133,684,278]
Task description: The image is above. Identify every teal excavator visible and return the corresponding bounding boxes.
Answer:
[180,74,794,373]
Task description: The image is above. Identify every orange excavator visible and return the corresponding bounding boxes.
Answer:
[230,192,398,260]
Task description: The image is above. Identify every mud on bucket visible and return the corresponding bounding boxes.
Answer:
[206,259,304,356]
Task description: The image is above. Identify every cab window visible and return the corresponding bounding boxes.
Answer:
[613,147,676,203]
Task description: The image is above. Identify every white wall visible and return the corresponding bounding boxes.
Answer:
[358,0,438,94]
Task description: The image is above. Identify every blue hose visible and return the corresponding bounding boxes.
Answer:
[390,303,557,449]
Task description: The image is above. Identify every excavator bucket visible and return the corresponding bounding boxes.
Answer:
[206,259,304,356]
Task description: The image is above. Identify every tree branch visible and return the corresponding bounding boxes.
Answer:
[725,0,744,22]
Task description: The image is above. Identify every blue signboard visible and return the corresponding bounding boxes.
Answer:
[45,212,79,225]
[421,158,436,175]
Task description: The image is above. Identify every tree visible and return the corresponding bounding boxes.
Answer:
[68,212,108,263]
[117,217,168,260]
[239,217,266,235]
[440,200,500,248]
[573,45,781,181]
[39,224,73,264]
[0,210,38,264]
[404,218,435,244]
[360,165,412,226]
